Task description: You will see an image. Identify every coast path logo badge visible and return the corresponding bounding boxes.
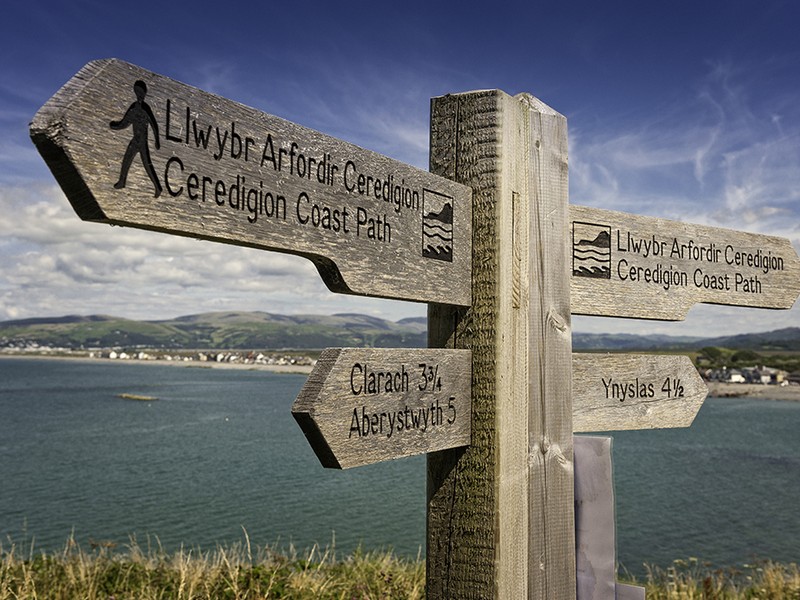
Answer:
[422,189,454,262]
[573,221,611,279]
[110,79,162,197]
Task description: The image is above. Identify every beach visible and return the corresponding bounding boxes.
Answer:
[706,381,800,401]
[0,352,315,374]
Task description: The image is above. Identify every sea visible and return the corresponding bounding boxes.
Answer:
[1,357,798,577]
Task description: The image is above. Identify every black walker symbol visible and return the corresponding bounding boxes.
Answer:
[110,80,162,197]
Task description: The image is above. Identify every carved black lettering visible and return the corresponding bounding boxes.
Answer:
[192,120,212,150]
[164,99,184,143]
[230,122,242,159]
[260,134,277,169]
[213,127,228,161]
[164,156,183,196]
[349,408,361,438]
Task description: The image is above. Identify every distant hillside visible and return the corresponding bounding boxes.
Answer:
[0,311,427,350]
[1,312,798,352]
[691,327,800,352]
[573,327,800,352]
[572,332,703,351]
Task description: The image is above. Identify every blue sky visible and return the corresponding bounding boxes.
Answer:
[1,0,799,337]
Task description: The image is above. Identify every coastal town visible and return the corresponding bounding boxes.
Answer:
[4,339,800,399]
[1,342,317,372]
[702,365,797,386]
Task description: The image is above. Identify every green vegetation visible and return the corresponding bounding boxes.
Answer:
[0,536,424,600]
[636,557,800,599]
[697,346,800,373]
[2,537,799,599]
[0,312,427,351]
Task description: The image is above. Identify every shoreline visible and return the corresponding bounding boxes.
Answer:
[0,352,314,375]
[705,381,800,402]
[3,353,799,400]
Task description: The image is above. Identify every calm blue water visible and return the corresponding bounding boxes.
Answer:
[1,357,798,577]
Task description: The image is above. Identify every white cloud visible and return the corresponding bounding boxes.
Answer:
[4,57,798,336]
[0,184,427,322]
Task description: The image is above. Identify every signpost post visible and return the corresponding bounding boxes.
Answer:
[426,90,575,599]
[32,61,800,600]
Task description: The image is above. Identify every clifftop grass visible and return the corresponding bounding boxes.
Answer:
[1,537,798,599]
[0,536,424,600]
[641,558,800,599]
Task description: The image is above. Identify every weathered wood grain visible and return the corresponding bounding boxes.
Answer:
[291,348,471,469]
[572,353,707,432]
[571,205,800,319]
[525,93,575,600]
[29,59,472,306]
[427,90,510,599]
[426,90,575,599]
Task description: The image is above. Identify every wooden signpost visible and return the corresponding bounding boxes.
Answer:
[572,354,707,432]
[571,205,800,319]
[426,90,576,599]
[294,350,706,470]
[32,62,800,600]
[29,59,472,306]
[292,348,472,468]
[423,89,799,600]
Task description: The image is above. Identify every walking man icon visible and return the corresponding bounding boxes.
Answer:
[110,80,162,197]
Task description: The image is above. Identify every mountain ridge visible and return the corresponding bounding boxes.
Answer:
[1,312,798,352]
[0,311,427,350]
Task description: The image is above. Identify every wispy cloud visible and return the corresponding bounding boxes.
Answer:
[0,185,424,322]
[4,33,797,335]
[571,61,800,245]
[569,60,800,335]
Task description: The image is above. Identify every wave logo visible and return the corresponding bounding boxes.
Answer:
[422,189,454,262]
[573,221,611,279]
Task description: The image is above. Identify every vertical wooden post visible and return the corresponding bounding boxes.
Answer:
[427,90,574,599]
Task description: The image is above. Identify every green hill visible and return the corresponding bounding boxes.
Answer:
[1,312,798,353]
[0,312,427,350]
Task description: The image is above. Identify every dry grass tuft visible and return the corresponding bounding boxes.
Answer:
[625,557,800,599]
[0,534,424,599]
[3,539,798,599]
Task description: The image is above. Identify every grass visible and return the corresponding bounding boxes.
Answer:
[2,538,799,599]
[0,534,424,599]
[630,557,800,599]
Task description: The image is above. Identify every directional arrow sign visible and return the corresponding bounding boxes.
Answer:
[572,353,707,432]
[571,205,800,319]
[292,348,471,469]
[30,59,472,306]
[294,349,702,469]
